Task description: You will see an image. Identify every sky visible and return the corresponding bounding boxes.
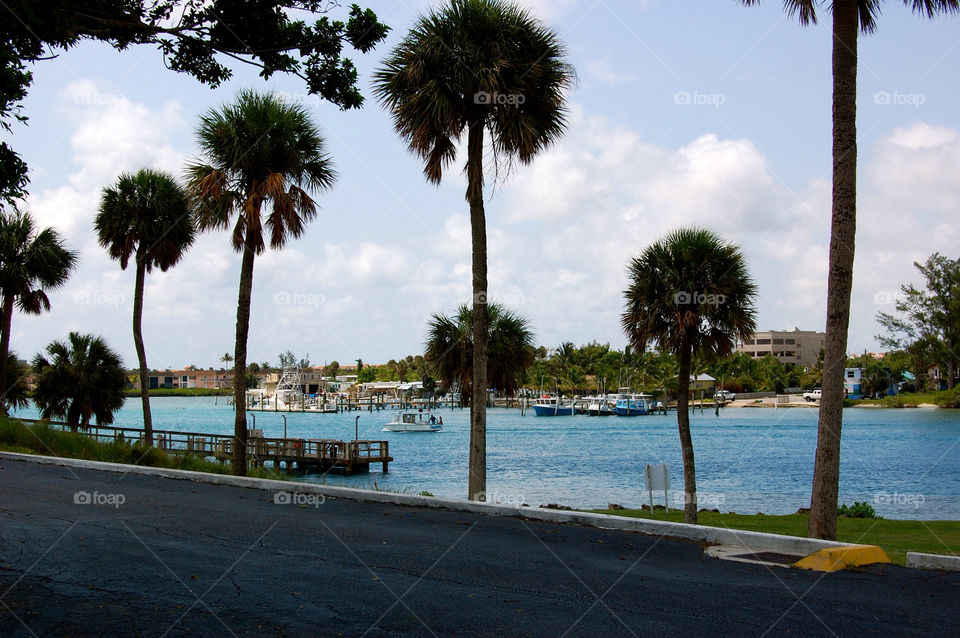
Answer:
[6,0,960,370]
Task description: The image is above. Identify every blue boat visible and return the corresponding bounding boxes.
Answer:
[532,395,574,416]
[614,393,652,416]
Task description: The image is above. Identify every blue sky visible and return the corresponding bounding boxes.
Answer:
[8,0,960,369]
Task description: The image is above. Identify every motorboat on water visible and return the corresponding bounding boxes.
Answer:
[614,392,652,416]
[532,395,574,416]
[585,395,616,416]
[383,411,443,432]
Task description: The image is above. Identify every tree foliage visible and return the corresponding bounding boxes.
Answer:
[0,0,388,204]
[426,302,535,405]
[878,253,960,390]
[32,333,127,428]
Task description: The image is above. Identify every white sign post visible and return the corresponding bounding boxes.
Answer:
[644,463,670,513]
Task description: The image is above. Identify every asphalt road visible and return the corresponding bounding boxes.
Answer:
[1,458,958,637]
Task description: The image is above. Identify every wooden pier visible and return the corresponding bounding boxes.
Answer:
[19,419,391,474]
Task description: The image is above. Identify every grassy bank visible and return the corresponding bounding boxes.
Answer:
[0,416,282,480]
[122,388,230,397]
[851,389,960,408]
[589,508,960,565]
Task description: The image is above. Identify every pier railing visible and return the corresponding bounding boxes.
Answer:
[15,418,391,472]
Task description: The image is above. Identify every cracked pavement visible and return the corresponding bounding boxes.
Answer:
[1,457,959,637]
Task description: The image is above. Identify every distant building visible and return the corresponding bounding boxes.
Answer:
[690,373,716,393]
[926,363,959,391]
[134,369,235,390]
[738,328,825,367]
[844,368,863,399]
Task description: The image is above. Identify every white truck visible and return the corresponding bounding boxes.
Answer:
[715,390,736,402]
[803,389,822,402]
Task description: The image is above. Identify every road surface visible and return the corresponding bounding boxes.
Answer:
[1,457,957,636]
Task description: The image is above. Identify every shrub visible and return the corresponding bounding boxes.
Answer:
[838,501,880,519]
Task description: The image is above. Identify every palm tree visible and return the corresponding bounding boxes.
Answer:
[0,210,77,411]
[2,352,30,410]
[374,0,574,501]
[622,228,757,524]
[187,90,336,476]
[739,0,960,540]
[426,302,535,407]
[95,168,195,446]
[220,352,234,369]
[32,332,127,429]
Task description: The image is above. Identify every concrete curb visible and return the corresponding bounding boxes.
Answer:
[906,552,960,571]
[0,451,864,557]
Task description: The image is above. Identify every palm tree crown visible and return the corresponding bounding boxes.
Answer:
[187,89,336,254]
[95,168,195,272]
[32,332,126,428]
[0,210,77,316]
[0,209,77,410]
[426,302,535,403]
[738,1,958,33]
[373,0,575,197]
[622,228,757,358]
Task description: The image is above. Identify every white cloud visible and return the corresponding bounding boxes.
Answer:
[585,58,638,85]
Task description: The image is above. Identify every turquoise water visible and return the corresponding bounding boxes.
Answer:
[14,398,960,519]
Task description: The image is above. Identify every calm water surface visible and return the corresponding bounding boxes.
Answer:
[15,398,960,519]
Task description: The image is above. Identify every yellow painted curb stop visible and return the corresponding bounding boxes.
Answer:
[793,545,891,572]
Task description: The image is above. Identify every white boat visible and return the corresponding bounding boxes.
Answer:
[585,394,617,417]
[383,411,443,433]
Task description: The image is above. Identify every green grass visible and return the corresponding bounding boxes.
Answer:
[0,416,283,480]
[852,389,960,408]
[588,508,960,565]
[122,388,230,397]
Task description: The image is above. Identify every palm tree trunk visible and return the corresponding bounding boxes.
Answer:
[133,257,153,446]
[676,336,697,524]
[0,295,14,411]
[232,232,256,476]
[467,117,488,502]
[809,0,859,541]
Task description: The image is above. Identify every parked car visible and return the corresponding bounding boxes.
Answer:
[715,390,736,402]
[803,389,822,402]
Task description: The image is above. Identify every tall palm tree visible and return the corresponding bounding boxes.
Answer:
[622,228,757,524]
[739,0,960,540]
[374,0,574,501]
[426,302,535,407]
[0,210,77,411]
[32,332,127,429]
[95,168,195,446]
[187,90,336,476]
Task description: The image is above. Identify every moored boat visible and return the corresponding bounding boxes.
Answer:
[614,392,652,416]
[532,395,574,416]
[383,411,443,432]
